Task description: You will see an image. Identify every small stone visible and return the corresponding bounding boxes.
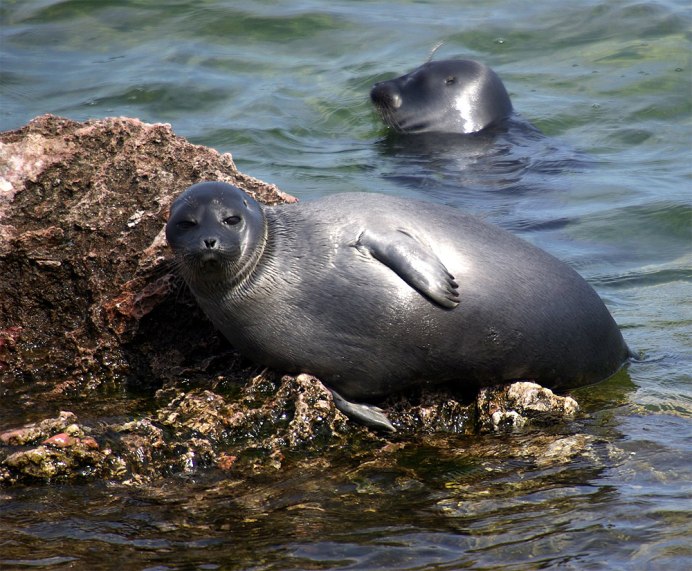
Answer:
[217,453,237,471]
[81,437,99,450]
[42,433,78,448]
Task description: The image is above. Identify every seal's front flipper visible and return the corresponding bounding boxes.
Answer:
[354,229,459,309]
[330,390,396,432]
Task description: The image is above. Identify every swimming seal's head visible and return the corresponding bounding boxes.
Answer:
[370,59,513,134]
[165,181,266,294]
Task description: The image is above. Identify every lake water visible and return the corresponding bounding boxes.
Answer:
[1,0,691,569]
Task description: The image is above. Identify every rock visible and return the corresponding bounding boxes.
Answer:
[0,114,295,401]
[0,411,112,484]
[383,390,477,434]
[0,411,78,446]
[477,381,580,433]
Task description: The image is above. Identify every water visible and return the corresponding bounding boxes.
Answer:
[1,0,691,569]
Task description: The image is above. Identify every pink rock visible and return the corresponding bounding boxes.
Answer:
[42,433,77,448]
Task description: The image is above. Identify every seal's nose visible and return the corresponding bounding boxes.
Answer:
[204,238,217,249]
[370,82,402,110]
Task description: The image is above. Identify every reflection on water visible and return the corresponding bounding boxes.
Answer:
[1,0,691,568]
[374,118,587,193]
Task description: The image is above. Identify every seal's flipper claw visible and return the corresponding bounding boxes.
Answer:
[354,228,459,309]
[330,390,396,433]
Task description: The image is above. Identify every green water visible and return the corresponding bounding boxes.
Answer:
[1,0,691,569]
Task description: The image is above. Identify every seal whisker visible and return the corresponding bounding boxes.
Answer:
[427,41,445,62]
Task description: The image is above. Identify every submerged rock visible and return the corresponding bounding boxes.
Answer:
[0,115,584,485]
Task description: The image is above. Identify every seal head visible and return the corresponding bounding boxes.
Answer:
[370,59,513,134]
[165,181,266,298]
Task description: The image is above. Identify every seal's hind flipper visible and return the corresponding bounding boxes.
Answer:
[354,228,459,309]
[330,390,396,433]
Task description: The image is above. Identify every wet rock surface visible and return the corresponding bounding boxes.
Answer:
[0,374,583,485]
[1,115,584,485]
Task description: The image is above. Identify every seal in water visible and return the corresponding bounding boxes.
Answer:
[166,181,630,430]
[370,59,513,134]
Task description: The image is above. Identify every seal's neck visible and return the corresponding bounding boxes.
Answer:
[223,209,270,299]
[251,207,288,269]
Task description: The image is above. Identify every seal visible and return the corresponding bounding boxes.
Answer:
[370,59,513,134]
[166,181,630,430]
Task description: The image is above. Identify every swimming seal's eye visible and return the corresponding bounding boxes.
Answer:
[176,220,196,230]
[445,76,457,85]
[223,215,241,226]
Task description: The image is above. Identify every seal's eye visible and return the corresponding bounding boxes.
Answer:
[445,76,457,86]
[223,215,241,226]
[176,220,196,230]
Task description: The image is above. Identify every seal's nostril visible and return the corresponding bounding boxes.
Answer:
[370,83,401,109]
[204,238,217,249]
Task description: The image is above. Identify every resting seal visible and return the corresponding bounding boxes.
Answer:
[166,182,630,430]
[370,59,513,134]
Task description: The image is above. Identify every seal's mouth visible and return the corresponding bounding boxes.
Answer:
[371,94,429,134]
[380,113,430,135]
[394,119,430,134]
[176,249,228,277]
[372,104,410,133]
[197,250,225,270]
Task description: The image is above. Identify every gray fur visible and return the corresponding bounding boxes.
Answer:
[166,182,630,420]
